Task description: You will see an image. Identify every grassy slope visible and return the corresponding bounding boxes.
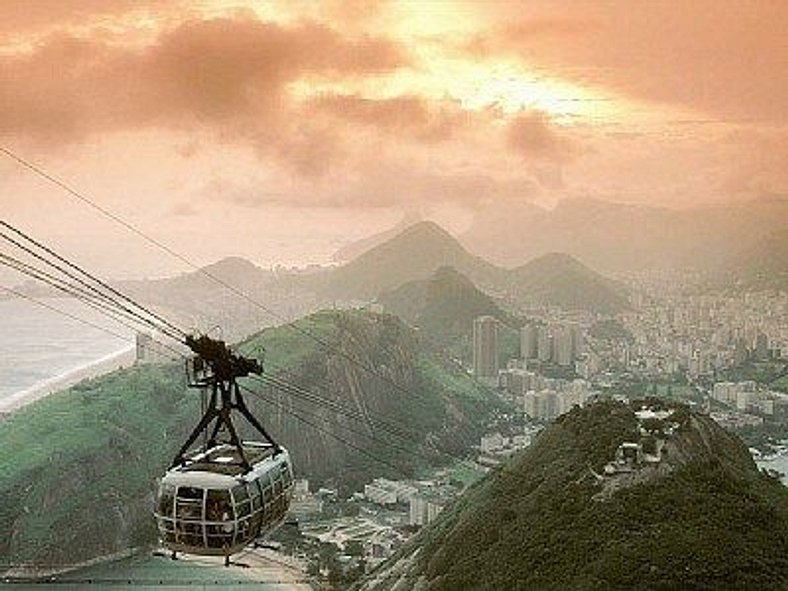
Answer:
[510,253,629,314]
[378,267,521,365]
[0,310,496,568]
[371,402,788,590]
[239,310,497,487]
[0,364,194,565]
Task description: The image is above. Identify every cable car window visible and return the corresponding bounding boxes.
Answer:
[177,486,204,501]
[206,489,233,522]
[282,464,293,487]
[236,500,251,518]
[157,484,175,516]
[232,485,249,504]
[178,522,204,547]
[263,486,273,504]
[176,501,202,520]
[273,477,283,496]
[237,516,252,541]
[249,480,262,498]
[250,480,262,510]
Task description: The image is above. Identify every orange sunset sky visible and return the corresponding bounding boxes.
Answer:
[1,1,786,277]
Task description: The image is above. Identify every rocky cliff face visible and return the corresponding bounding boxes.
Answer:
[241,310,494,488]
[0,310,496,573]
[361,401,788,591]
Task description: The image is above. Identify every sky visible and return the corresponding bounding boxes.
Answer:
[0,0,786,278]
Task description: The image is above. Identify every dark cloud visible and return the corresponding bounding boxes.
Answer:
[506,111,576,161]
[308,93,466,142]
[0,14,407,150]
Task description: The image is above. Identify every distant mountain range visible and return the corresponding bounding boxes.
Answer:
[507,252,629,313]
[320,221,502,300]
[321,221,627,313]
[332,212,423,263]
[459,196,788,274]
[361,401,788,590]
[8,221,629,339]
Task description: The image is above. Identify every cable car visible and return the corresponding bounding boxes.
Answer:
[154,335,292,563]
[154,442,293,556]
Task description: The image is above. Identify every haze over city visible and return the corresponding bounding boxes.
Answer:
[2,0,787,279]
[4,2,788,589]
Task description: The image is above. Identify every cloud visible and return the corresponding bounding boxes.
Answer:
[506,111,574,160]
[307,93,467,142]
[0,14,406,149]
[483,1,788,122]
[0,0,154,35]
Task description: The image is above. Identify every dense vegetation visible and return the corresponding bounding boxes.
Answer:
[363,402,788,590]
[0,364,193,568]
[0,309,496,572]
[377,266,521,363]
[508,253,629,314]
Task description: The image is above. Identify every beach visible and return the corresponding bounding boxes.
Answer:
[0,296,136,415]
[0,345,136,416]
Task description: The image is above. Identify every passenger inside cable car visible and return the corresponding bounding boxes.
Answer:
[154,442,293,558]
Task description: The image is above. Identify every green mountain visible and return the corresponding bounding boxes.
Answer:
[508,252,629,313]
[362,401,788,590]
[322,221,504,300]
[326,222,626,313]
[377,266,521,361]
[0,309,497,573]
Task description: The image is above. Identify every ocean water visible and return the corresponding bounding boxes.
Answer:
[0,297,135,400]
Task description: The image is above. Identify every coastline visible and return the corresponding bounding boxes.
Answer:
[0,345,136,417]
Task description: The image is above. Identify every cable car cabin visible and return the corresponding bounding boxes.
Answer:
[154,442,293,557]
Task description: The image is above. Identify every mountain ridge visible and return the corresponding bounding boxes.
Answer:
[361,401,788,590]
[460,197,788,274]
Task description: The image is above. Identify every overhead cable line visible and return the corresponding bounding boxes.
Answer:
[251,371,416,443]
[249,373,418,451]
[1,234,431,469]
[0,220,187,340]
[238,382,410,477]
[0,252,182,341]
[0,148,479,421]
[2,148,484,473]
[247,375,417,459]
[249,372,478,471]
[0,284,183,364]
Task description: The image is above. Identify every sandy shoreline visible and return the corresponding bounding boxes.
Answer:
[0,345,136,416]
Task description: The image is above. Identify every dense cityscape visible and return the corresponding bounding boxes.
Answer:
[229,282,788,584]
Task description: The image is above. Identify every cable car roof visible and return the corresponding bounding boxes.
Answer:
[163,443,290,488]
